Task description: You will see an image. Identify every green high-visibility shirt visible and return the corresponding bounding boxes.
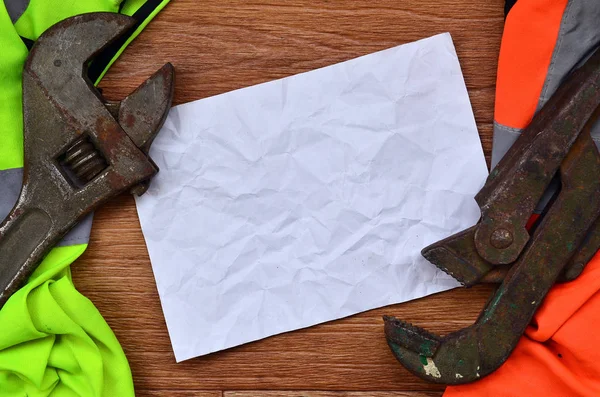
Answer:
[0,1,169,395]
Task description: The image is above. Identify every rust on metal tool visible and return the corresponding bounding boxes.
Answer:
[475,48,600,265]
[0,13,174,307]
[421,226,495,287]
[384,46,600,385]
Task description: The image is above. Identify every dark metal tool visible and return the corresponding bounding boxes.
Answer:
[383,47,600,384]
[0,13,174,307]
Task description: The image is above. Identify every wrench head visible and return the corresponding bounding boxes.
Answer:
[0,12,174,309]
[21,12,174,202]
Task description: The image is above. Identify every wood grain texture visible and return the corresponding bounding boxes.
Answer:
[225,392,440,397]
[140,392,221,397]
[73,0,505,395]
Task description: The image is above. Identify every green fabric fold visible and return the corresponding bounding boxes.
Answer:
[0,246,134,397]
[0,0,170,395]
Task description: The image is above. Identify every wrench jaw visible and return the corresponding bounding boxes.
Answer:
[421,226,495,287]
[384,318,485,384]
[118,63,175,154]
[117,62,175,195]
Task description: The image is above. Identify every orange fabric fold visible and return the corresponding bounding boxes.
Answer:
[444,253,600,396]
[494,0,567,129]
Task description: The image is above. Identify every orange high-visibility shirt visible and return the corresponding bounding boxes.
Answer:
[445,0,600,395]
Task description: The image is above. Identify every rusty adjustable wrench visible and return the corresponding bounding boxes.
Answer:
[0,13,174,307]
[383,47,600,384]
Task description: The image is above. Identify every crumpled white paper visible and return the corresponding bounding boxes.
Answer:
[135,32,488,362]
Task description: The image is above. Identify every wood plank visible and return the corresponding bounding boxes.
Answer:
[100,0,502,164]
[225,392,439,397]
[138,392,221,397]
[69,0,505,395]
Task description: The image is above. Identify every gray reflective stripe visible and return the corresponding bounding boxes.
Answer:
[536,0,600,112]
[0,167,92,246]
[3,0,29,23]
[491,122,521,169]
[60,212,93,247]
[535,0,600,144]
[0,167,22,222]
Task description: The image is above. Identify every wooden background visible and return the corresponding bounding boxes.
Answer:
[76,1,506,395]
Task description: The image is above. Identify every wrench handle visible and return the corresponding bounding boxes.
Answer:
[0,205,55,307]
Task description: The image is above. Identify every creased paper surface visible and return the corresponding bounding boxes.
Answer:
[135,33,488,362]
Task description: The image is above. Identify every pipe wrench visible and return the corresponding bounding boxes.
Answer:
[384,47,600,384]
